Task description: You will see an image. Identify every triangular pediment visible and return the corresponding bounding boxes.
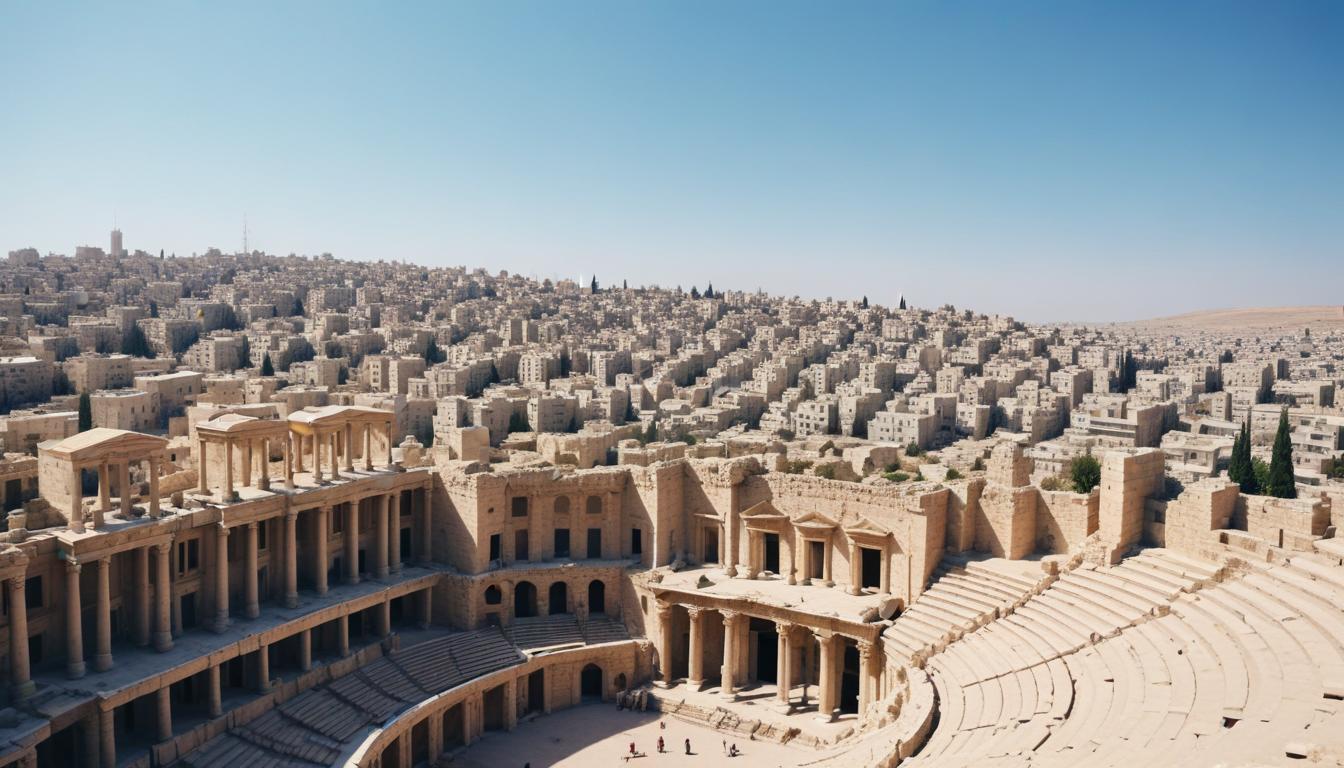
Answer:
[793,509,838,530]
[844,517,891,539]
[740,499,787,520]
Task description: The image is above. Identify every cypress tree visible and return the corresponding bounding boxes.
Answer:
[1266,408,1297,499]
[78,392,92,432]
[261,352,275,377]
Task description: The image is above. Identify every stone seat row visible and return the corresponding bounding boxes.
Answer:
[883,557,1045,665]
[905,550,1344,768]
[183,628,523,767]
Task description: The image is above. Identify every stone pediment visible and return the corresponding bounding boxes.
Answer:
[793,509,838,532]
[741,499,789,530]
[844,517,892,541]
[197,413,289,438]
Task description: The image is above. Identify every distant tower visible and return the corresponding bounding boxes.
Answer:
[110,228,124,257]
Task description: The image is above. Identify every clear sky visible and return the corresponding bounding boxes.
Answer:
[2,1,1340,322]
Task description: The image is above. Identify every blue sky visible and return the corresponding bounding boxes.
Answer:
[2,1,1340,322]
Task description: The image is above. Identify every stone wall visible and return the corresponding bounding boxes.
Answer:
[1095,448,1165,564]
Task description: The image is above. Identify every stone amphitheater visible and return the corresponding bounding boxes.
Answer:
[0,413,1341,767]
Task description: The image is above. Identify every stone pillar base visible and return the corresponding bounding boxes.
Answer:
[11,681,35,701]
[285,593,299,609]
[153,632,173,653]
[67,661,86,679]
[93,654,113,673]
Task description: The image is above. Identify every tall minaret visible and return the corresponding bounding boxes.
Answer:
[110,228,124,257]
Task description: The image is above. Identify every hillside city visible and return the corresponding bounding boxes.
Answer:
[0,234,1342,768]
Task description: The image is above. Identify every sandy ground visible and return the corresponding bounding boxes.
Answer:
[448,703,810,768]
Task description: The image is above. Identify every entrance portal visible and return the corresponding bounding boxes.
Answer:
[580,664,603,700]
[764,533,780,574]
[861,547,881,591]
[704,527,719,564]
[809,540,825,581]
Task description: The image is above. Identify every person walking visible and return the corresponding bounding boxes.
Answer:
[685,738,692,755]
[657,736,665,753]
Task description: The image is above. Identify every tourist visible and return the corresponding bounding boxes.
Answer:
[685,738,692,755]
[657,736,665,753]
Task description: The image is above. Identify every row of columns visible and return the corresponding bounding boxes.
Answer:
[294,422,395,485]
[90,587,430,768]
[198,435,292,503]
[65,542,174,680]
[71,456,162,532]
[660,603,882,722]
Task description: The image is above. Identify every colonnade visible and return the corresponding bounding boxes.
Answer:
[655,602,883,722]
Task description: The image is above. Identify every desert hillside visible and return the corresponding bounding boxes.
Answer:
[1119,305,1344,332]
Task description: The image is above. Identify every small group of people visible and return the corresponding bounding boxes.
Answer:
[622,722,743,760]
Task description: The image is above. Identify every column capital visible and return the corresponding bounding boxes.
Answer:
[96,557,110,571]
[719,608,744,625]
[775,619,796,636]
[216,521,229,536]
[685,605,708,620]
[65,557,82,574]
[655,601,674,619]
[7,574,25,592]
[856,638,874,658]
[285,508,299,520]
[153,541,172,556]
[246,521,257,531]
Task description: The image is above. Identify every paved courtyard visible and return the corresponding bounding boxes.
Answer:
[448,704,811,768]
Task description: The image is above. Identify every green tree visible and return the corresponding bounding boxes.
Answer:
[237,335,252,369]
[861,295,868,308]
[121,324,154,358]
[1252,457,1270,492]
[78,392,92,432]
[899,296,907,310]
[149,300,159,318]
[423,338,442,364]
[1265,409,1297,498]
[1069,454,1102,494]
[590,275,599,292]
[260,352,275,376]
[508,411,530,434]
[690,286,700,299]
[643,418,659,445]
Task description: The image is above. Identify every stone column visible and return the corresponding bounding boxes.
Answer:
[284,510,299,607]
[96,462,110,527]
[223,440,235,502]
[744,530,758,579]
[720,610,741,700]
[337,613,350,656]
[156,685,172,742]
[880,544,891,595]
[816,632,838,722]
[244,522,259,619]
[377,598,391,637]
[800,537,813,586]
[93,558,112,672]
[344,502,359,584]
[329,432,341,480]
[420,484,433,563]
[135,547,151,646]
[98,707,115,768]
[655,602,674,687]
[148,456,161,517]
[315,506,330,595]
[118,461,132,518]
[241,439,252,488]
[299,628,312,671]
[784,532,796,585]
[385,422,395,466]
[389,492,402,573]
[418,587,432,630]
[312,433,324,483]
[69,463,84,533]
[848,541,862,595]
[283,433,295,489]
[154,542,173,652]
[363,423,374,471]
[65,559,85,678]
[207,664,222,718]
[374,494,389,578]
[686,607,705,688]
[258,439,270,491]
[8,576,34,699]
[256,643,270,692]
[214,523,230,631]
[198,438,210,494]
[856,640,873,714]
[725,485,739,577]
[776,622,794,712]
[343,423,355,472]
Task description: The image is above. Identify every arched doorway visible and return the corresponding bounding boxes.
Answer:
[549,581,569,614]
[484,585,501,605]
[580,663,603,700]
[588,580,605,614]
[515,581,538,618]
